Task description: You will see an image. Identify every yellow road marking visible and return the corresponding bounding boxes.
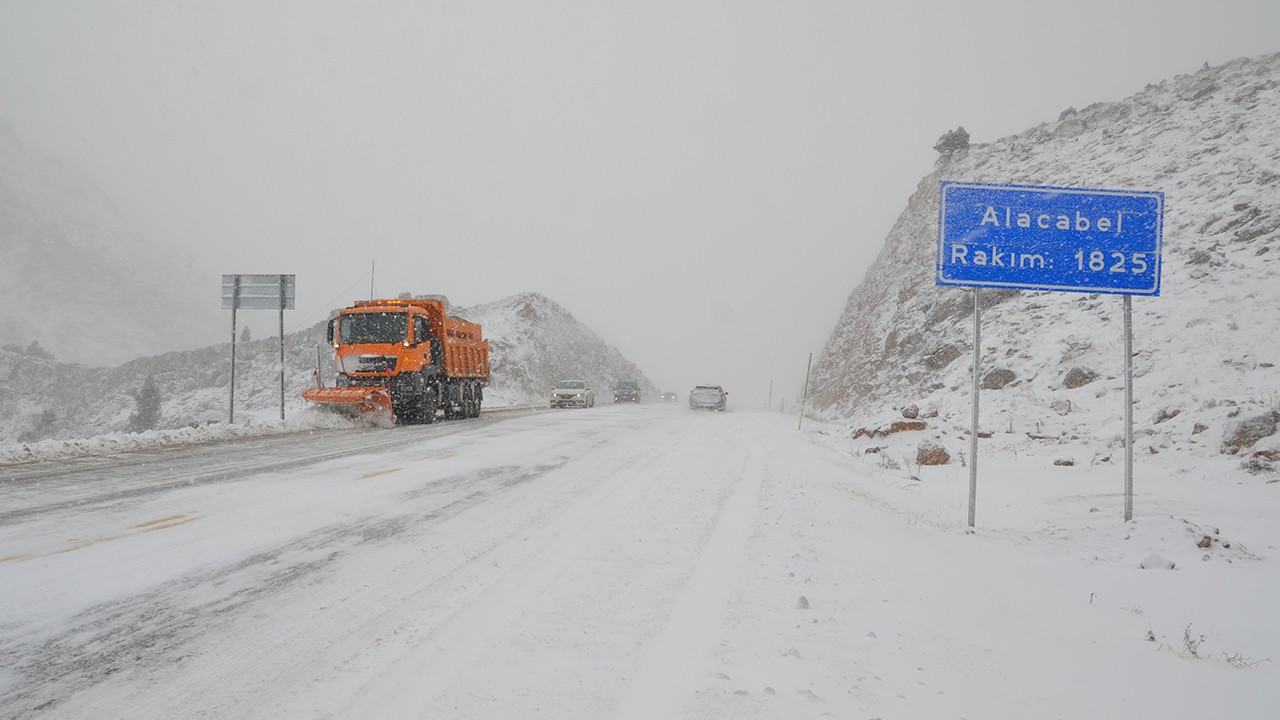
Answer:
[140,517,199,533]
[360,467,403,480]
[134,514,187,529]
[18,515,200,560]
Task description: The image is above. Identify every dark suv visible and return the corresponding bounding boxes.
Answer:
[613,381,640,403]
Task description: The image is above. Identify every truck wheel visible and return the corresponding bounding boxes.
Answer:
[468,382,482,418]
[389,386,415,424]
[421,389,438,424]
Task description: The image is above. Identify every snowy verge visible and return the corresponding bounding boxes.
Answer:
[800,410,1278,575]
[0,404,547,466]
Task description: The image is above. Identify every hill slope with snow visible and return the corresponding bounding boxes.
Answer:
[0,291,655,451]
[0,125,222,365]
[462,292,658,406]
[810,52,1280,479]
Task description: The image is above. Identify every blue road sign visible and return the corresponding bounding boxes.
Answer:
[937,182,1164,295]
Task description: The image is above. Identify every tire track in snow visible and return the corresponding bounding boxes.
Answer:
[344,417,686,718]
[612,434,765,719]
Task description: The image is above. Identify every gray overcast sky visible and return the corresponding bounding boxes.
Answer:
[3,1,1278,405]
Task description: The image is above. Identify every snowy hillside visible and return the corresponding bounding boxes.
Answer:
[0,291,655,451]
[0,126,222,365]
[462,292,658,406]
[810,52,1280,479]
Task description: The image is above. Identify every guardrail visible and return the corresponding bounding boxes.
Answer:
[480,403,548,416]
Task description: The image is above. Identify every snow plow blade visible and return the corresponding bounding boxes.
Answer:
[302,386,395,426]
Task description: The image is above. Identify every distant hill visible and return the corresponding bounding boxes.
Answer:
[0,125,223,366]
[461,292,658,405]
[0,291,656,446]
[809,52,1280,476]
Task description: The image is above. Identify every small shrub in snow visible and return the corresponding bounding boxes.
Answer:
[1240,456,1275,474]
[932,126,970,159]
[1222,652,1271,669]
[1183,624,1206,658]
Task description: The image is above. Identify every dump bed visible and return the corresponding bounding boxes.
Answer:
[351,298,489,380]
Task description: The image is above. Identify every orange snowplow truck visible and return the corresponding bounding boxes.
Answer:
[302,298,489,424]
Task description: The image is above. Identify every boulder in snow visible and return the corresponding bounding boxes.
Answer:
[1221,411,1279,453]
[917,439,950,466]
[1063,366,1100,389]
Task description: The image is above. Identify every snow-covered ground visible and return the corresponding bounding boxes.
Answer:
[2,405,1275,718]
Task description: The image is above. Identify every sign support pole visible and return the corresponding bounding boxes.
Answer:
[229,274,240,424]
[222,273,295,425]
[969,288,981,528]
[1124,295,1134,521]
[279,274,287,421]
[938,182,1163,529]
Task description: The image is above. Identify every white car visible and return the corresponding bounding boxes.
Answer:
[689,385,728,411]
[551,380,596,408]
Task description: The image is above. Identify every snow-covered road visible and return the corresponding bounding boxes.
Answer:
[2,405,1277,718]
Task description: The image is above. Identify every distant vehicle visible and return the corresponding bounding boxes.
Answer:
[613,380,640,404]
[552,380,595,408]
[689,385,728,411]
[659,392,678,402]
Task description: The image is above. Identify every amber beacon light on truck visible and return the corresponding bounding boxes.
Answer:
[302,297,489,425]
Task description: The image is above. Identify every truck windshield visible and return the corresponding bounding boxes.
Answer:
[339,312,408,344]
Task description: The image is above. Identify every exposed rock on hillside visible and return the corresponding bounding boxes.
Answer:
[811,52,1280,476]
[462,292,657,405]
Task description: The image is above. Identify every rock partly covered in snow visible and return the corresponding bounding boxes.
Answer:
[810,51,1280,482]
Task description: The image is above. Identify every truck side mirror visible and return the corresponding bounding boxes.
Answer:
[326,318,336,344]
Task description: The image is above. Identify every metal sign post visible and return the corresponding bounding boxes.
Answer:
[228,276,240,423]
[221,274,296,424]
[937,182,1163,525]
[1124,295,1134,521]
[969,288,980,527]
[279,278,286,420]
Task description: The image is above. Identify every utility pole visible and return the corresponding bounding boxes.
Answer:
[798,353,812,431]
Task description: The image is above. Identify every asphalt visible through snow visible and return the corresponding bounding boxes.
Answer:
[0,404,759,718]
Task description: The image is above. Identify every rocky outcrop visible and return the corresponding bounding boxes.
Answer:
[806,51,1280,493]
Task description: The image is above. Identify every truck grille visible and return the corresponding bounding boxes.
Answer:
[342,355,398,373]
